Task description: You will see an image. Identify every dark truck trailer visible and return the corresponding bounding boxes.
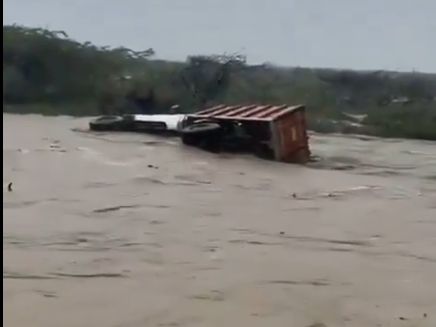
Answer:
[180,104,311,163]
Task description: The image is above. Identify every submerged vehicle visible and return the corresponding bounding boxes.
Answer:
[89,114,187,135]
[179,104,311,163]
[89,103,311,164]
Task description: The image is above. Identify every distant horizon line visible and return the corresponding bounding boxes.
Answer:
[150,58,436,75]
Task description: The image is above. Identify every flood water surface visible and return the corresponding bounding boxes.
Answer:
[3,114,436,327]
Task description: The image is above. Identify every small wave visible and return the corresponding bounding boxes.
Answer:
[77,147,140,166]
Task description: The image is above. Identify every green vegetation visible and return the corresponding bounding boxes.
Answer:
[3,24,436,140]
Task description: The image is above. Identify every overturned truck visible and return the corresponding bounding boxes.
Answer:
[179,104,311,163]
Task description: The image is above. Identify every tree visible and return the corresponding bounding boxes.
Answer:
[179,54,246,107]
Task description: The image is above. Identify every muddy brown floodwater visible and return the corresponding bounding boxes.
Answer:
[3,114,436,327]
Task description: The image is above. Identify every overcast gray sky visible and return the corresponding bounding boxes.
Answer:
[3,0,435,72]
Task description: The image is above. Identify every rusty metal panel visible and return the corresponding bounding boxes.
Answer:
[273,107,310,163]
[188,104,303,121]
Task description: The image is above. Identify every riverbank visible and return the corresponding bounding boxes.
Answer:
[4,25,436,141]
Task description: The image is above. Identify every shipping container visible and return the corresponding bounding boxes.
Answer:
[184,104,310,163]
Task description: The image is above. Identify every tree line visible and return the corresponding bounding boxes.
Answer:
[3,24,436,140]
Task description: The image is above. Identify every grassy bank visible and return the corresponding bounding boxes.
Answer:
[3,24,436,140]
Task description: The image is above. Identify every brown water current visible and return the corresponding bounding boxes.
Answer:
[3,114,436,327]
